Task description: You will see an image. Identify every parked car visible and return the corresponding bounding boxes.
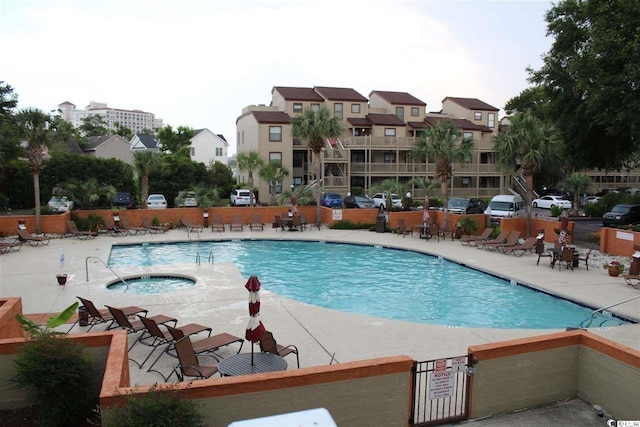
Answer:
[581,195,601,205]
[111,192,135,209]
[48,196,74,212]
[372,193,402,209]
[532,195,572,210]
[146,194,167,209]
[447,198,484,214]
[320,192,343,208]
[602,204,640,227]
[175,191,198,207]
[485,194,526,223]
[230,189,255,206]
[343,195,375,209]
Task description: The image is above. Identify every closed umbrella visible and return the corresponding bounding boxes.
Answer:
[559,210,569,246]
[245,275,266,365]
[423,196,430,223]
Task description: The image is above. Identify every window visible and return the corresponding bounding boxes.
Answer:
[488,113,495,128]
[334,103,343,120]
[269,152,282,165]
[480,152,495,164]
[311,103,320,112]
[474,112,482,120]
[411,107,419,117]
[189,147,195,157]
[269,126,282,142]
[384,128,396,137]
[215,147,223,156]
[293,151,304,167]
[293,103,302,113]
[384,152,396,163]
[463,132,473,140]
[351,103,360,114]
[395,106,404,121]
[293,177,302,185]
[274,181,282,193]
[351,151,365,163]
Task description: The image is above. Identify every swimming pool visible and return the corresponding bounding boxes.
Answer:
[108,240,629,329]
[107,274,196,294]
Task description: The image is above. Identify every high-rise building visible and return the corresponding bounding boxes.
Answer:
[58,101,163,134]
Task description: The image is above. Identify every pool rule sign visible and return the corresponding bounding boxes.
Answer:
[429,358,455,399]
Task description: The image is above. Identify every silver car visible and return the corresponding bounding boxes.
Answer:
[146,194,167,209]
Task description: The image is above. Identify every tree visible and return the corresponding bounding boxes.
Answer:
[15,108,53,233]
[370,178,405,213]
[62,177,116,210]
[259,162,290,205]
[527,0,640,170]
[559,172,592,216]
[0,82,20,164]
[157,125,194,157]
[207,160,235,200]
[236,151,265,206]
[133,150,163,204]
[410,120,474,231]
[79,114,108,137]
[291,107,343,220]
[493,111,564,235]
[111,121,133,140]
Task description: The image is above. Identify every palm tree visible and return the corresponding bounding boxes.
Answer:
[15,108,53,234]
[493,111,564,235]
[560,172,592,216]
[291,107,343,221]
[259,162,290,205]
[133,150,163,204]
[62,178,116,210]
[276,184,315,206]
[370,178,405,213]
[236,151,265,206]
[410,120,474,231]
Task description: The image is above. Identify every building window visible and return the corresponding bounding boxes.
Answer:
[293,103,302,113]
[351,103,360,114]
[351,151,365,163]
[293,177,302,185]
[215,147,223,156]
[474,112,482,120]
[384,152,396,163]
[334,103,343,120]
[488,113,495,128]
[311,103,320,112]
[274,181,282,193]
[189,147,195,157]
[384,128,396,137]
[269,152,282,165]
[269,126,282,142]
[480,152,495,164]
[411,107,419,117]
[463,132,473,140]
[395,107,404,121]
[293,151,304,168]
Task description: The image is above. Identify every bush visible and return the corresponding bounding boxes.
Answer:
[74,213,105,232]
[550,205,563,217]
[330,220,374,230]
[582,201,608,218]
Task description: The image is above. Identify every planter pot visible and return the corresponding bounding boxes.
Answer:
[56,274,68,285]
[608,267,621,277]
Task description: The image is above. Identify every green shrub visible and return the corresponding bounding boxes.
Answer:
[587,231,601,244]
[74,213,105,232]
[582,202,608,218]
[550,205,563,217]
[489,225,501,238]
[330,220,374,230]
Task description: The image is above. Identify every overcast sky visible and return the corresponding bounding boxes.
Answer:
[1,0,554,156]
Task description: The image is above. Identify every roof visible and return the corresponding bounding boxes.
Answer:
[407,121,426,129]
[442,97,499,111]
[251,111,292,124]
[135,134,159,149]
[58,101,75,106]
[272,87,324,102]
[366,113,407,127]
[313,87,368,102]
[217,134,227,142]
[347,117,372,127]
[85,135,113,150]
[424,116,493,132]
[369,91,426,106]
[193,129,205,136]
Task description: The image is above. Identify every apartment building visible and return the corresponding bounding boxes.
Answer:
[58,101,163,134]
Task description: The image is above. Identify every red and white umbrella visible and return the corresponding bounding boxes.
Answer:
[423,196,430,224]
[559,210,569,246]
[245,276,266,364]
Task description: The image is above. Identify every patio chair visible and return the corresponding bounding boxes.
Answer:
[556,246,576,271]
[622,275,640,289]
[181,217,204,233]
[17,228,51,247]
[274,215,286,231]
[103,218,129,237]
[0,239,22,254]
[66,220,97,240]
[119,217,148,235]
[395,219,410,238]
[501,237,538,256]
[577,248,592,270]
[249,214,264,231]
[71,296,147,332]
[173,335,219,381]
[484,231,521,252]
[428,221,441,241]
[105,305,176,350]
[141,216,169,233]
[460,228,492,246]
[259,330,300,368]
[290,215,303,232]
[536,240,554,266]
[475,230,509,250]
[211,214,225,232]
[229,214,244,231]
[299,213,308,230]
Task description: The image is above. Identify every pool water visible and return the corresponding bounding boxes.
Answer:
[108,240,629,329]
[107,275,195,294]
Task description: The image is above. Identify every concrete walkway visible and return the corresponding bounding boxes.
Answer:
[1,226,638,389]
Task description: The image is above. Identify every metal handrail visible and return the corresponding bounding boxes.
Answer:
[208,251,214,264]
[581,294,640,327]
[85,256,129,289]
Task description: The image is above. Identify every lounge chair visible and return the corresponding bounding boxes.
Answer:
[103,218,129,237]
[577,248,592,270]
[181,217,204,233]
[211,214,225,232]
[460,228,492,246]
[229,214,243,231]
[66,220,97,239]
[105,306,176,350]
[259,330,300,368]
[502,237,538,256]
[484,231,521,252]
[141,216,169,233]
[166,325,244,358]
[395,218,410,238]
[622,275,640,289]
[0,239,22,254]
[475,230,509,250]
[172,335,219,381]
[249,214,264,231]
[119,217,148,235]
[72,296,147,332]
[17,228,51,246]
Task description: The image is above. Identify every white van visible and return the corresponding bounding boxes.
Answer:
[485,194,525,223]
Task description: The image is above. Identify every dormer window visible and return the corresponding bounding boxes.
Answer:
[474,112,482,120]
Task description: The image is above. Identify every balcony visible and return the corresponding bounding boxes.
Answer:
[341,136,416,149]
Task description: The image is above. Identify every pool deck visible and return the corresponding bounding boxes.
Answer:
[1,226,639,387]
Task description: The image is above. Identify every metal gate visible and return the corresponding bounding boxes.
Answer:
[410,354,473,426]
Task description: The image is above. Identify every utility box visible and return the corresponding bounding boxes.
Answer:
[376,214,386,233]
[78,306,89,327]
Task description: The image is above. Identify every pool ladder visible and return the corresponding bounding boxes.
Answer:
[196,251,214,265]
[580,294,640,328]
[85,256,129,290]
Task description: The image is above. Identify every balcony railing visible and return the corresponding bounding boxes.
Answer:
[341,136,417,149]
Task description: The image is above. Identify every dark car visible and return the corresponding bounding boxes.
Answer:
[111,192,134,208]
[320,192,343,208]
[447,198,484,214]
[343,195,375,209]
[602,204,640,226]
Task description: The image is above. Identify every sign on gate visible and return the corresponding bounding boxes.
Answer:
[429,370,454,399]
[452,356,465,372]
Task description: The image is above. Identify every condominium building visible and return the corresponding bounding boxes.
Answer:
[58,101,163,134]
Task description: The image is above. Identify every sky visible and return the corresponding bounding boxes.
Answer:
[1,0,554,156]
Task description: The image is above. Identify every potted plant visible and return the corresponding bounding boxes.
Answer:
[603,260,625,277]
[456,216,480,239]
